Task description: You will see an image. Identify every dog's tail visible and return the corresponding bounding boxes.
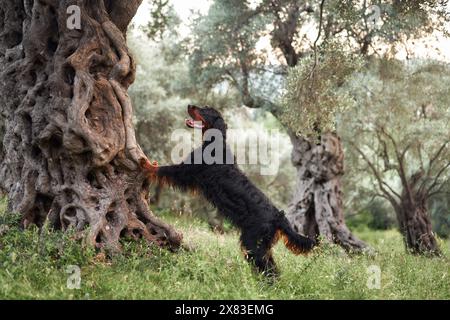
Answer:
[276,211,316,255]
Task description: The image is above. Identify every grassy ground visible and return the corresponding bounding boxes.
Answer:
[0,200,449,299]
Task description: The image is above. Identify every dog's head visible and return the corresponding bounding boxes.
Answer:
[185,105,227,137]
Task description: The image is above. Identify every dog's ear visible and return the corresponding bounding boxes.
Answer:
[213,117,227,134]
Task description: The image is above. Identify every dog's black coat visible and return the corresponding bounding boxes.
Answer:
[149,105,315,276]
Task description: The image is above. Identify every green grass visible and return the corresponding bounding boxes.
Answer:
[0,203,449,299]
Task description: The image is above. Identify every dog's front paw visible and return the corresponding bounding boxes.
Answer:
[139,158,158,178]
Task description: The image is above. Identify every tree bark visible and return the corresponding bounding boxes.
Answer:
[0,0,181,251]
[396,193,440,255]
[286,132,367,252]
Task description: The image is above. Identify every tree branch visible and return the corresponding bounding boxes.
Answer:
[379,126,413,203]
[428,185,450,198]
[419,140,449,193]
[349,141,400,207]
[375,130,395,172]
[270,1,307,67]
[428,141,449,172]
[426,161,450,196]
[227,61,280,117]
[312,0,326,74]
[106,0,143,33]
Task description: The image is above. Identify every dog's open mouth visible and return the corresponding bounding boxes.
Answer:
[185,118,205,129]
[186,104,207,129]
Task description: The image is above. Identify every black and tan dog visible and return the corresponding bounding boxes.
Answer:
[140,105,315,277]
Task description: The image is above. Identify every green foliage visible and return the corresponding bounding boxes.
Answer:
[347,199,396,231]
[431,194,450,238]
[342,58,450,182]
[188,0,448,112]
[188,0,269,89]
[281,42,362,139]
[142,0,181,41]
[188,0,293,114]
[128,28,191,162]
[324,0,448,53]
[366,199,396,230]
[346,210,373,232]
[1,205,449,299]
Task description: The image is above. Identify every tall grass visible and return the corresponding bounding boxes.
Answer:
[0,203,449,299]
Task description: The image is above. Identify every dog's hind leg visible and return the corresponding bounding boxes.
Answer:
[240,231,279,278]
[262,250,278,278]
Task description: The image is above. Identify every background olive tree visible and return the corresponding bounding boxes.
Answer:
[339,59,450,254]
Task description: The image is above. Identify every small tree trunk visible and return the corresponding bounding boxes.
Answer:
[0,0,181,251]
[286,132,367,252]
[396,195,440,255]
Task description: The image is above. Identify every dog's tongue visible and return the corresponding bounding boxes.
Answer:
[185,118,204,129]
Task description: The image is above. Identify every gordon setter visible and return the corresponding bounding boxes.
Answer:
[140,105,316,277]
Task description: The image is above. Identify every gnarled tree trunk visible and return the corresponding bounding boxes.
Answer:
[396,193,440,255]
[0,0,181,251]
[286,132,367,252]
